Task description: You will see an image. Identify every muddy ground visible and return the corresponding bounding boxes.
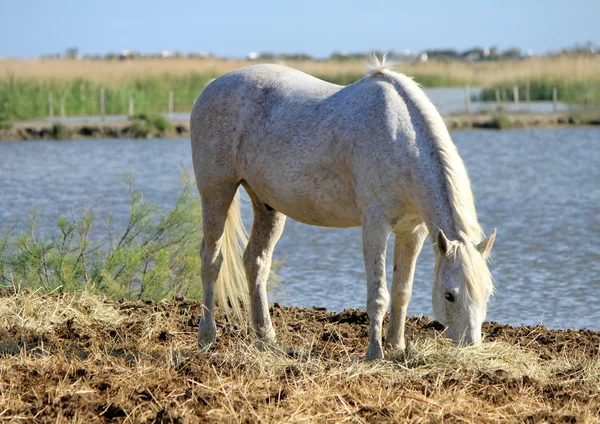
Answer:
[0,292,599,422]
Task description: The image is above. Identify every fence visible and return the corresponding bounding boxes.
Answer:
[0,89,199,122]
[0,72,219,123]
[465,84,561,114]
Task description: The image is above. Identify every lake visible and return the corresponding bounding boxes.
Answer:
[1,128,599,329]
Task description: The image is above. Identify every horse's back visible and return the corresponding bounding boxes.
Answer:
[190,64,420,227]
[190,65,341,186]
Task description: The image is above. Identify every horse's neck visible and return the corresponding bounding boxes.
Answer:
[413,139,464,243]
[381,71,475,243]
[419,186,461,242]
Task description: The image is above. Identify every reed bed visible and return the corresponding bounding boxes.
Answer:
[3,55,600,85]
[1,55,600,121]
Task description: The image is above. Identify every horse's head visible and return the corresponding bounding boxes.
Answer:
[432,229,496,346]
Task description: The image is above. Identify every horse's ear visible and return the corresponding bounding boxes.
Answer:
[476,229,497,259]
[436,230,450,256]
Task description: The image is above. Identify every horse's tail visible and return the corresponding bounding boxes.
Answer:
[214,190,250,322]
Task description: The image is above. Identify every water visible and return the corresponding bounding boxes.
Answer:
[1,128,599,330]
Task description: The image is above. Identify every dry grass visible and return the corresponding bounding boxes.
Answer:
[2,55,600,86]
[0,290,599,422]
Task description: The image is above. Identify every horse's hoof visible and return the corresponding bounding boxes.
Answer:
[198,323,217,350]
[198,340,214,352]
[366,344,385,360]
[384,341,406,352]
[254,336,280,353]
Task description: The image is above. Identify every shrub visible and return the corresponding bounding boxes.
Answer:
[489,113,515,129]
[51,122,72,139]
[129,113,172,133]
[0,172,203,300]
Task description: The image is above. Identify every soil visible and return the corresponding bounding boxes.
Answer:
[0,293,599,423]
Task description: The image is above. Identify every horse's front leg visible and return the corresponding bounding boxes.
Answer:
[362,206,391,360]
[385,224,427,350]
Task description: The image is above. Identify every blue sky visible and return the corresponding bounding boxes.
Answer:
[1,0,598,58]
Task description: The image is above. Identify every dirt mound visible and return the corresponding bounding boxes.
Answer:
[0,292,598,422]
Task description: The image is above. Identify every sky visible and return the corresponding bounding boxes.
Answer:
[0,0,598,59]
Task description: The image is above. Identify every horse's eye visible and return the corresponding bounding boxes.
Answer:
[444,292,455,302]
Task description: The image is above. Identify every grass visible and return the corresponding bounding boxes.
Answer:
[0,290,598,422]
[2,55,600,120]
[480,77,600,105]
[0,73,215,121]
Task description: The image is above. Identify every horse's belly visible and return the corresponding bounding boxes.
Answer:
[276,197,361,228]
[243,173,361,228]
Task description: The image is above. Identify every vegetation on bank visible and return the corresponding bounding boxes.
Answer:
[2,55,600,121]
[129,113,172,133]
[0,72,467,121]
[0,73,217,121]
[480,77,600,105]
[0,172,204,300]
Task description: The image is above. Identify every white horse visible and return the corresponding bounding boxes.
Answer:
[190,58,496,359]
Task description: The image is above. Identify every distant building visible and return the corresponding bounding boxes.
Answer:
[390,51,428,63]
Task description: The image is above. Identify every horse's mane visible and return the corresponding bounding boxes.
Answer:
[366,55,493,307]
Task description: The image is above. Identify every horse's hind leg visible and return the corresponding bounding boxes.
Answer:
[362,206,392,360]
[243,188,286,345]
[385,224,428,351]
[198,184,238,348]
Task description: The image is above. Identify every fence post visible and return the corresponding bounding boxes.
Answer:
[552,87,558,112]
[48,92,54,120]
[495,88,501,106]
[464,85,471,114]
[100,87,105,121]
[168,90,174,118]
[128,97,134,117]
[584,82,590,106]
[513,86,519,105]
[60,101,66,118]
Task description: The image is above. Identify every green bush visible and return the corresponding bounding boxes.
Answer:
[490,113,515,129]
[0,172,204,300]
[130,113,172,132]
[51,122,72,139]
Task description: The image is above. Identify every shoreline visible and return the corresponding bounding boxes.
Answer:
[1,111,599,141]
